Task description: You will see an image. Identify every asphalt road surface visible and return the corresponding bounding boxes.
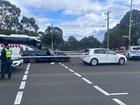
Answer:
[1,58,140,105]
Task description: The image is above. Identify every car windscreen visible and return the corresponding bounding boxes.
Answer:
[82,49,90,55]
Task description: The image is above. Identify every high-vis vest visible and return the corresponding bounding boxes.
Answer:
[5,48,12,58]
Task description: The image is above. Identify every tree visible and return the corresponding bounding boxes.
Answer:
[0,0,21,33]
[68,36,78,50]
[79,36,101,49]
[43,26,64,49]
[104,9,140,49]
[21,16,39,36]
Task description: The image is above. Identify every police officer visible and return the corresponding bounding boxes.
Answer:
[1,42,12,79]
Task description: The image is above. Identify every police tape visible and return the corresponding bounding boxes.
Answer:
[21,56,70,59]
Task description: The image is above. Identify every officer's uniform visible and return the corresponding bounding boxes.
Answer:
[5,48,12,79]
[1,47,12,79]
[1,48,6,79]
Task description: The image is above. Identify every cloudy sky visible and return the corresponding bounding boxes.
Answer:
[7,0,140,42]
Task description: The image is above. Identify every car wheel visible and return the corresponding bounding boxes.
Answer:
[90,59,98,66]
[119,58,125,65]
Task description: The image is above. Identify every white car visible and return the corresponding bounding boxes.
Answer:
[125,46,140,59]
[11,55,24,68]
[81,48,127,66]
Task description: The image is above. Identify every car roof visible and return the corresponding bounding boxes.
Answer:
[129,46,140,48]
[88,48,106,50]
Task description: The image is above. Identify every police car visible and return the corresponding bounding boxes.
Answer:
[0,34,41,67]
[0,44,24,68]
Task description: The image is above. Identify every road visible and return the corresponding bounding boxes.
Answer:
[1,58,140,105]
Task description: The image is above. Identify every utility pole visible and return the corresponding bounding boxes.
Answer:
[51,24,54,50]
[105,11,111,49]
[129,0,133,46]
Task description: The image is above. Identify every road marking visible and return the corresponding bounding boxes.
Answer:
[94,86,110,96]
[14,91,23,105]
[110,93,128,96]
[14,63,31,105]
[59,63,128,105]
[22,75,28,81]
[64,66,68,69]
[74,72,82,77]
[26,63,31,71]
[24,71,29,75]
[19,81,26,90]
[68,69,74,72]
[50,62,55,64]
[113,98,126,105]
[82,77,93,85]
[59,63,65,67]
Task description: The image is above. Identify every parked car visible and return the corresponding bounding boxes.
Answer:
[125,46,140,59]
[81,48,127,66]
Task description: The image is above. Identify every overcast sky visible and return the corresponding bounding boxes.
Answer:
[7,0,140,42]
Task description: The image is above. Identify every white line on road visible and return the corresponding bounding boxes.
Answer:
[14,91,24,105]
[74,72,82,77]
[113,98,126,105]
[110,93,128,96]
[82,77,93,85]
[64,66,68,69]
[68,69,74,73]
[24,71,29,75]
[59,63,65,67]
[50,62,55,64]
[26,63,31,71]
[94,85,110,96]
[59,63,128,105]
[19,81,26,90]
[22,75,28,81]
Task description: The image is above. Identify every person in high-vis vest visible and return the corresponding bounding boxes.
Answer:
[1,42,12,79]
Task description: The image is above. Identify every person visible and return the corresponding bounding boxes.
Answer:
[1,42,12,79]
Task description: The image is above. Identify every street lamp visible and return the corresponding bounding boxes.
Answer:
[129,0,133,46]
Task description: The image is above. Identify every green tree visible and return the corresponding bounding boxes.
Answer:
[68,36,78,51]
[21,16,39,36]
[79,36,101,49]
[43,26,64,49]
[0,0,21,33]
[104,9,140,49]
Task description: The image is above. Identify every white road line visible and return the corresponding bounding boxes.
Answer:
[50,62,55,64]
[113,98,126,105]
[94,86,110,96]
[68,69,74,73]
[74,72,82,77]
[110,93,128,96]
[64,66,68,69]
[19,81,26,90]
[59,63,65,67]
[14,91,24,105]
[22,75,28,81]
[24,71,29,75]
[82,77,93,85]
[26,63,31,71]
